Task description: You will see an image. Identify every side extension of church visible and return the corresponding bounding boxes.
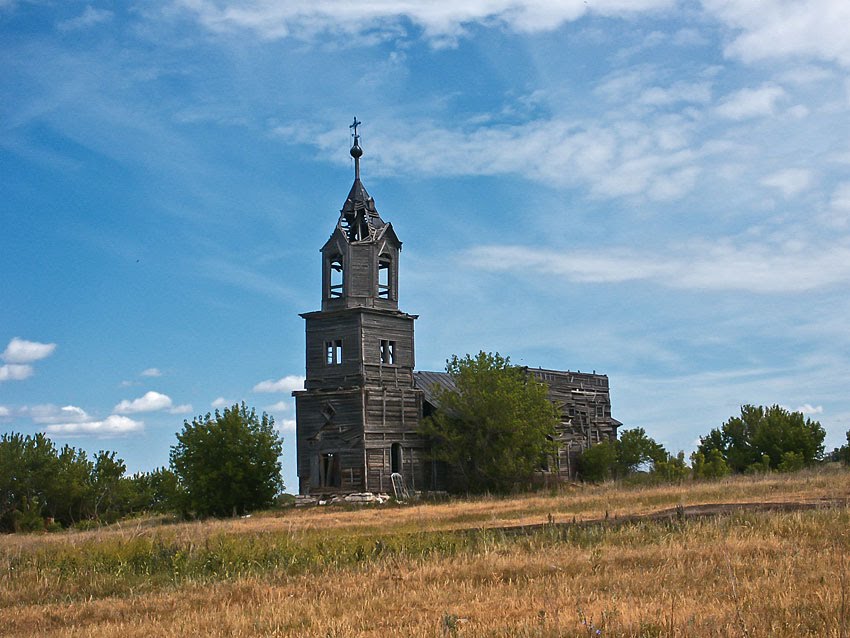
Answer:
[293,124,620,496]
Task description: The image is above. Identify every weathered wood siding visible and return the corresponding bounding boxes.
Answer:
[361,312,416,387]
[294,388,365,495]
[303,313,363,390]
[526,368,620,479]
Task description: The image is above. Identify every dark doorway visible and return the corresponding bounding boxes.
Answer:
[391,442,403,475]
[319,453,341,487]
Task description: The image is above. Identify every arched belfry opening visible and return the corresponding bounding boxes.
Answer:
[378,254,392,299]
[327,254,344,299]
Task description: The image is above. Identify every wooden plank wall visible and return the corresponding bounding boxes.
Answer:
[294,389,365,495]
[528,369,618,479]
[363,387,429,492]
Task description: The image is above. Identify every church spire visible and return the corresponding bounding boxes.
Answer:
[350,116,362,181]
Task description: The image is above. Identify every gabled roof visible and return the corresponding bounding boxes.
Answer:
[413,370,456,408]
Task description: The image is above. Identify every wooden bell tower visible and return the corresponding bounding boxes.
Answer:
[293,119,429,496]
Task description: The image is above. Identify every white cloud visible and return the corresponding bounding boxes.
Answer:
[703,0,850,68]
[114,391,173,414]
[57,6,113,32]
[173,0,675,43]
[796,403,824,415]
[265,400,291,412]
[2,337,56,363]
[716,84,785,119]
[760,168,812,197]
[26,404,92,424]
[253,374,305,393]
[45,415,143,435]
[0,364,33,382]
[141,367,162,377]
[465,238,850,294]
[211,397,230,408]
[278,418,296,432]
[0,406,9,418]
[168,403,193,414]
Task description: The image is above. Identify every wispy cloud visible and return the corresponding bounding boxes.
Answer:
[141,367,163,377]
[760,168,812,197]
[704,0,850,67]
[277,418,296,432]
[45,415,143,435]
[171,0,675,44]
[169,404,193,415]
[195,257,299,302]
[114,391,173,414]
[464,239,850,293]
[211,397,231,409]
[276,115,709,201]
[57,6,113,32]
[716,84,785,120]
[253,375,305,394]
[25,404,91,424]
[265,400,291,412]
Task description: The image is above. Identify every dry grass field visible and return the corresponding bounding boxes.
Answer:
[2,468,850,637]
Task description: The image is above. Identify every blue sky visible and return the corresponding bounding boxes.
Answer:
[2,0,849,492]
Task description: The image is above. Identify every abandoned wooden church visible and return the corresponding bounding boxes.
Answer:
[293,123,620,495]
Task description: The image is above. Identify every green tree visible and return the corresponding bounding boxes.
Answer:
[690,449,731,479]
[698,405,825,473]
[125,467,180,514]
[836,430,850,465]
[44,445,92,526]
[578,440,618,483]
[90,451,127,522]
[616,427,666,476]
[653,451,690,482]
[419,351,559,494]
[169,403,284,517]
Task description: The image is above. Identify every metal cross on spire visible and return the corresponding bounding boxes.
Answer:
[349,116,363,179]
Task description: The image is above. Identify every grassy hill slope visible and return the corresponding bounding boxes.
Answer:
[2,467,849,636]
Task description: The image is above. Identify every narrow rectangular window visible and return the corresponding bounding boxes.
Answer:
[595,404,604,418]
[326,339,343,365]
[380,339,396,364]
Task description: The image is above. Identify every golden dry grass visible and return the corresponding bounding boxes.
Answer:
[2,468,850,637]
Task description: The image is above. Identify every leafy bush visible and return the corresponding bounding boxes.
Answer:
[170,402,284,517]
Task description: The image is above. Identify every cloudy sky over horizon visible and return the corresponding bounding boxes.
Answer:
[2,0,849,490]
